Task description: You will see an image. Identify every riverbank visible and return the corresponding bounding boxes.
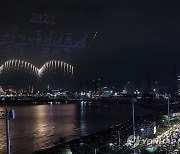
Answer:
[1,99,176,153]
[0,101,155,154]
[0,97,131,104]
[33,109,160,154]
[0,97,170,108]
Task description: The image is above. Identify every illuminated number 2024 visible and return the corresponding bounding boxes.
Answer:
[30,13,56,26]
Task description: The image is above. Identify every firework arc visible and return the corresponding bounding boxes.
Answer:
[0,60,74,77]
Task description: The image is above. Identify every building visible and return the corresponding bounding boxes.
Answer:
[77,79,104,92]
[151,81,159,94]
[177,74,180,94]
[124,81,134,95]
[102,87,113,97]
[169,67,177,94]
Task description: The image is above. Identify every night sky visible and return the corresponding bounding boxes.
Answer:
[0,0,180,89]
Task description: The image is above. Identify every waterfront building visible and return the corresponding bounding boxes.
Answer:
[168,65,177,94]
[124,81,134,95]
[77,79,104,92]
[177,74,180,94]
[102,87,113,97]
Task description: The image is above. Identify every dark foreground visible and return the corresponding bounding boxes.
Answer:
[33,99,180,154]
[33,111,159,154]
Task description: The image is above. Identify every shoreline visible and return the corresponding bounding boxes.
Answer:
[33,109,160,154]
[0,97,166,106]
[1,99,173,153]
[0,98,172,114]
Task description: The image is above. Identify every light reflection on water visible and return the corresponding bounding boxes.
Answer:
[0,102,153,154]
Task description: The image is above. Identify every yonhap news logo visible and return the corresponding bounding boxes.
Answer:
[126,134,180,149]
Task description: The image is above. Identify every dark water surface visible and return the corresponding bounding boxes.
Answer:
[0,102,153,154]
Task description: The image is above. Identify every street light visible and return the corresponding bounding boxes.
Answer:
[0,109,15,154]
[131,97,136,148]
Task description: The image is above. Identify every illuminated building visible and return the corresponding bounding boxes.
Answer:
[177,74,180,94]
[124,81,134,95]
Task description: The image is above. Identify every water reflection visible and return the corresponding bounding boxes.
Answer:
[0,104,77,154]
[0,102,153,154]
[79,101,88,136]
